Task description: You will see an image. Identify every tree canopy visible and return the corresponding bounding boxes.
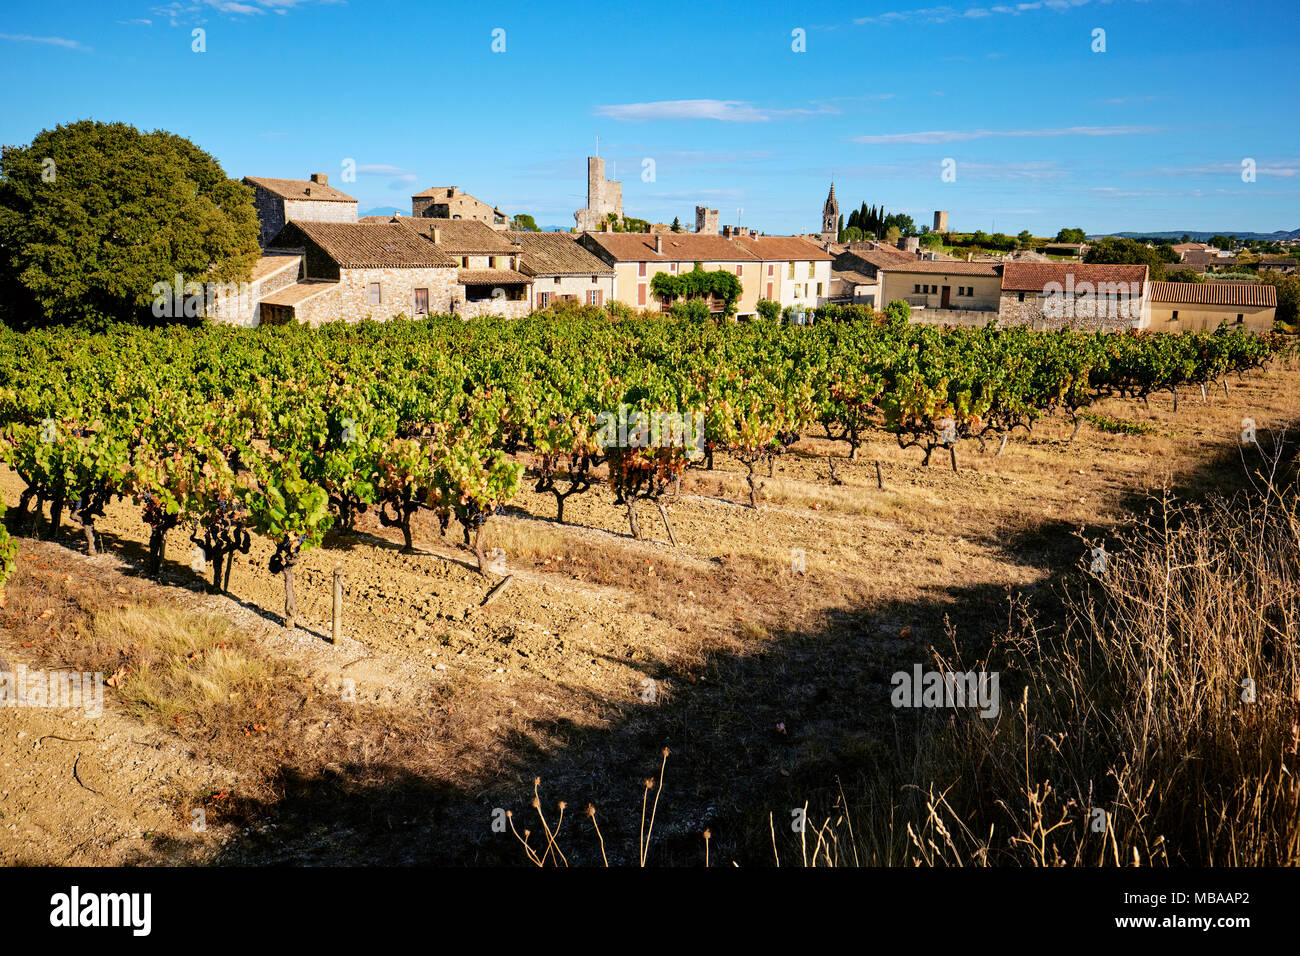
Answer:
[0,120,260,330]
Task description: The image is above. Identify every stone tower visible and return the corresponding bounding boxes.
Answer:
[695,205,719,234]
[821,182,839,242]
[575,156,623,231]
[933,210,949,234]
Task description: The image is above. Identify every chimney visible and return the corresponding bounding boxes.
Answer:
[723,225,732,238]
[433,228,441,245]
[654,235,663,254]
[311,173,328,185]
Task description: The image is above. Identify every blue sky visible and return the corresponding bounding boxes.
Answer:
[2,0,1297,236]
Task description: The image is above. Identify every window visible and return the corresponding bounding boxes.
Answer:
[461,257,469,268]
[736,265,743,276]
[1171,310,1179,321]
[768,264,775,277]
[808,262,815,278]
[591,275,598,283]
[670,262,678,273]
[588,289,602,306]
[414,288,428,314]
[1017,292,1025,302]
[638,261,647,277]
[637,283,646,306]
[1236,313,1244,324]
[816,282,823,297]
[554,276,561,284]
[787,262,795,279]
[367,282,381,306]
[914,284,921,294]
[537,292,550,308]
[794,284,803,298]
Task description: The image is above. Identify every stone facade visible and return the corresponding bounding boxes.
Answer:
[532,273,616,310]
[997,289,1145,331]
[412,187,508,229]
[246,175,358,247]
[821,183,839,243]
[933,211,949,234]
[574,157,622,231]
[291,266,459,326]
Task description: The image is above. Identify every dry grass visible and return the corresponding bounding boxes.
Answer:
[805,473,1300,867]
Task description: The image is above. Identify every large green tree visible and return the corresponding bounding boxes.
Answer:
[0,120,259,329]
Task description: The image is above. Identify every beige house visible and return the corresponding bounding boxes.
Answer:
[509,231,615,309]
[879,260,1003,319]
[411,186,508,230]
[1147,281,1276,332]
[244,173,358,247]
[732,235,834,312]
[578,231,762,315]
[258,220,458,326]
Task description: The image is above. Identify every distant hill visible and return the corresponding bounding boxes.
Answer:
[1095,228,1300,242]
[360,206,404,219]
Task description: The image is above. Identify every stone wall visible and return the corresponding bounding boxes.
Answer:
[532,273,616,309]
[294,266,458,326]
[284,198,358,227]
[209,256,302,326]
[907,307,1000,328]
[998,291,1143,331]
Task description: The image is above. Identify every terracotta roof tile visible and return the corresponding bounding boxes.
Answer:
[508,231,613,276]
[1148,281,1276,307]
[1001,262,1146,291]
[458,269,531,285]
[244,176,356,203]
[732,235,833,261]
[581,232,761,263]
[270,221,456,269]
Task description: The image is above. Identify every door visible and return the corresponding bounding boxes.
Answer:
[941,285,951,308]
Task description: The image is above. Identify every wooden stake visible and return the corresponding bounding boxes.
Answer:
[332,565,343,644]
[875,460,883,490]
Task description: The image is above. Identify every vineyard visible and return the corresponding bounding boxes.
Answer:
[0,315,1284,626]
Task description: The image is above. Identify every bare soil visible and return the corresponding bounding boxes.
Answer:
[2,364,1296,866]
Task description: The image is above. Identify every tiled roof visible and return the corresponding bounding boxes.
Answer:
[1181,251,1238,268]
[249,251,301,283]
[1001,262,1147,292]
[1258,255,1298,266]
[832,268,877,286]
[259,279,338,307]
[413,186,458,198]
[508,231,613,276]
[885,259,1003,276]
[1148,281,1276,307]
[1172,242,1209,253]
[398,217,516,253]
[581,232,761,263]
[244,176,356,203]
[458,269,531,285]
[270,221,456,268]
[732,235,833,262]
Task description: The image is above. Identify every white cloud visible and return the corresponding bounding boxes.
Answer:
[357,164,419,188]
[855,0,1099,26]
[0,32,91,51]
[594,99,835,123]
[852,125,1160,144]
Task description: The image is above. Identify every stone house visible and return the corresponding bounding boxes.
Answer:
[508,231,615,309]
[410,186,508,230]
[830,244,920,308]
[243,174,358,247]
[1147,281,1276,332]
[998,262,1149,330]
[396,217,532,318]
[1257,255,1298,274]
[257,220,458,326]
